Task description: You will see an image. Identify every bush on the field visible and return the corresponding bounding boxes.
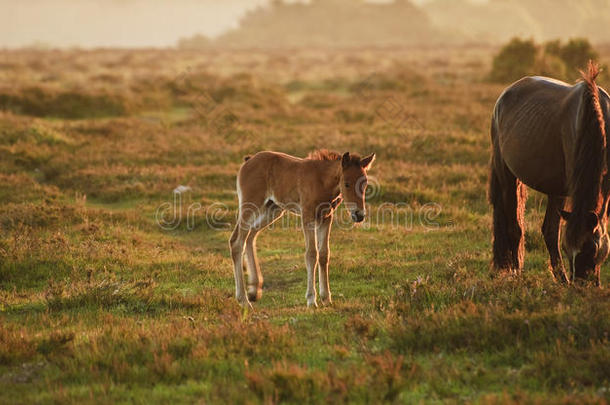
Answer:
[490,37,601,83]
[534,53,567,79]
[554,38,599,80]
[489,38,538,83]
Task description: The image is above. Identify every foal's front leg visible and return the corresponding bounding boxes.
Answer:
[302,220,318,307]
[316,216,332,305]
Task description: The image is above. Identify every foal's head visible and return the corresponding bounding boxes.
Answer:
[340,152,375,223]
[560,209,609,283]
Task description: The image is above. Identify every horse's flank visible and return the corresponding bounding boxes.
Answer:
[492,62,608,199]
[489,61,610,283]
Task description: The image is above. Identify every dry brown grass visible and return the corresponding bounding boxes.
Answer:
[0,46,609,403]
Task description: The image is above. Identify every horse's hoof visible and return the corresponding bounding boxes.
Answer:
[490,268,512,280]
[550,270,569,284]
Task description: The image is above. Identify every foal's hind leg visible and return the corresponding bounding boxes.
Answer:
[230,222,251,308]
[490,157,527,273]
[244,203,284,301]
[302,217,319,308]
[230,202,262,307]
[542,196,569,283]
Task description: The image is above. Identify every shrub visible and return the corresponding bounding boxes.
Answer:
[489,38,538,83]
[543,39,563,57]
[490,37,601,83]
[533,53,567,79]
[557,38,599,80]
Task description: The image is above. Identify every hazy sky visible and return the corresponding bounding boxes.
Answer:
[0,0,449,49]
[0,0,269,48]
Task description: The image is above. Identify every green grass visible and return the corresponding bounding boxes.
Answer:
[0,47,609,404]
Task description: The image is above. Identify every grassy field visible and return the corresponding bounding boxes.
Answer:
[1,46,609,404]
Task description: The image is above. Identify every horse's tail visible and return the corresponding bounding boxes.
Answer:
[578,61,605,151]
[488,117,515,271]
[570,61,607,220]
[488,109,506,210]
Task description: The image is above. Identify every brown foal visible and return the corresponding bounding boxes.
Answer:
[229,150,375,308]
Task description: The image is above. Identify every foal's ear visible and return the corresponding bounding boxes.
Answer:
[559,210,571,221]
[341,152,350,168]
[360,153,376,170]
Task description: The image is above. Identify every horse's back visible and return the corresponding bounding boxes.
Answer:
[494,76,571,117]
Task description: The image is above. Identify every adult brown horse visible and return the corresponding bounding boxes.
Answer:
[230,149,375,308]
[490,62,610,285]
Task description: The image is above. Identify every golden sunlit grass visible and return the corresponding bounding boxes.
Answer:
[0,47,609,403]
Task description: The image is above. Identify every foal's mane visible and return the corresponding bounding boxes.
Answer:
[306,149,363,166]
[568,61,607,234]
[306,149,341,161]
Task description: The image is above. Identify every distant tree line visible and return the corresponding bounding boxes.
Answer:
[177,0,610,49]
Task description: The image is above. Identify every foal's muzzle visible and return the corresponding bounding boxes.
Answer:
[351,210,365,223]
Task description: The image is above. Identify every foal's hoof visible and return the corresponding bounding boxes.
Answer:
[247,286,262,302]
[236,296,253,310]
[307,299,318,308]
[320,295,332,306]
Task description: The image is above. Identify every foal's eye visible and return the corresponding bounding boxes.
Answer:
[345,183,350,188]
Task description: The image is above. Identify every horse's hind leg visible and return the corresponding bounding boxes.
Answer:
[542,196,569,283]
[244,202,284,301]
[490,154,527,273]
[511,181,527,272]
